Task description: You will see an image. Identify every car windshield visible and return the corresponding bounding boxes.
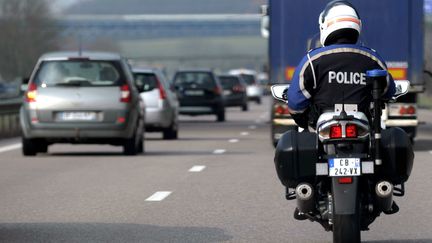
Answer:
[240,74,256,85]
[173,72,216,89]
[34,60,125,87]
[219,76,240,89]
[134,73,158,91]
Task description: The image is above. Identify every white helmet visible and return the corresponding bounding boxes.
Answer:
[319,0,362,46]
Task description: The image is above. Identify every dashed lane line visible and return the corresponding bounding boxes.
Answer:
[229,139,239,143]
[189,165,206,172]
[248,125,257,130]
[213,149,226,154]
[240,132,249,136]
[145,191,172,202]
[0,143,22,154]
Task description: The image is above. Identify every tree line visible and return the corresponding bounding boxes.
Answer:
[0,0,59,82]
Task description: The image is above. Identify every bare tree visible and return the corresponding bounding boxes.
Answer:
[0,0,59,81]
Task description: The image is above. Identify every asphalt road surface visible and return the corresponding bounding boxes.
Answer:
[0,97,431,243]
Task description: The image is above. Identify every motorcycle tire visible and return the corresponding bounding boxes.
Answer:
[332,210,361,243]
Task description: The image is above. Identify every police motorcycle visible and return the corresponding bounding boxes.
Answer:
[271,70,414,243]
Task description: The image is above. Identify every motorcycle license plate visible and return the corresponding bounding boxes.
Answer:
[329,158,361,176]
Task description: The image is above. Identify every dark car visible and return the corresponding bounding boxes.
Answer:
[173,70,225,122]
[218,75,248,111]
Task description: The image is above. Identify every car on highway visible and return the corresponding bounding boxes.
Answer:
[218,74,248,111]
[133,68,179,139]
[173,69,225,122]
[228,69,263,104]
[20,51,145,156]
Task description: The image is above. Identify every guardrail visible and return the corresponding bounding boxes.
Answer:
[0,97,22,138]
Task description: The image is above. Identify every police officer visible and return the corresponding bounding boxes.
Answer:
[287,0,396,129]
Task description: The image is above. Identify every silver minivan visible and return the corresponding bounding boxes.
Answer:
[20,52,145,156]
[133,68,179,139]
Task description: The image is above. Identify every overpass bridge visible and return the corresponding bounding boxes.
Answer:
[57,14,262,40]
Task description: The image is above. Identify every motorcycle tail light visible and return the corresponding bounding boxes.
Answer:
[338,177,353,184]
[274,104,290,116]
[345,124,358,138]
[330,124,342,139]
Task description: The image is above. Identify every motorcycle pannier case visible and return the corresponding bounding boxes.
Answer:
[380,127,414,184]
[274,130,317,188]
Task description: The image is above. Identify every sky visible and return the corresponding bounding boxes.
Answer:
[426,0,432,14]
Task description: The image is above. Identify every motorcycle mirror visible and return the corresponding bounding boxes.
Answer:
[393,80,410,99]
[271,84,290,102]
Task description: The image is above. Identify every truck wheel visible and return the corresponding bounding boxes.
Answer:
[22,137,37,156]
[256,97,261,104]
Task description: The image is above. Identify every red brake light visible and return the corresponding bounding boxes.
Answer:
[338,177,353,184]
[407,106,416,115]
[156,79,167,100]
[330,124,342,139]
[214,86,222,95]
[120,84,131,103]
[232,85,244,92]
[399,105,416,115]
[25,83,38,103]
[274,104,289,115]
[345,124,358,138]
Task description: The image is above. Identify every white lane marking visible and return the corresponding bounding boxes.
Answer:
[260,113,268,119]
[189,165,206,172]
[145,191,172,201]
[248,125,257,130]
[213,149,226,154]
[229,139,239,143]
[0,143,22,153]
[240,132,249,136]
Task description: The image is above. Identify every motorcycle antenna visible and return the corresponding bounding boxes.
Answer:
[340,91,347,117]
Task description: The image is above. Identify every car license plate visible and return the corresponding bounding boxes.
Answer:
[58,112,97,121]
[223,90,232,96]
[329,158,361,176]
[184,90,204,96]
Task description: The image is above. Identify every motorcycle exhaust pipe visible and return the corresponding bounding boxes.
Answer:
[295,183,315,213]
[375,181,393,212]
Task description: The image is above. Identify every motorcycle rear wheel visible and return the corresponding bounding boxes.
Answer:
[332,211,361,243]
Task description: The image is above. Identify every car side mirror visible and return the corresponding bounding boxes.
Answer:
[271,84,290,102]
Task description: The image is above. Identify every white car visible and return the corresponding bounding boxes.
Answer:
[228,69,263,104]
[133,68,179,139]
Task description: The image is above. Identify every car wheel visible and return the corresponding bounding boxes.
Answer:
[163,121,178,140]
[22,137,37,156]
[38,140,48,153]
[137,134,144,154]
[123,130,139,156]
[217,108,225,122]
[241,103,248,111]
[256,97,262,104]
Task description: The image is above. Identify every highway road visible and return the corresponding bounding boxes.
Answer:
[0,97,431,242]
